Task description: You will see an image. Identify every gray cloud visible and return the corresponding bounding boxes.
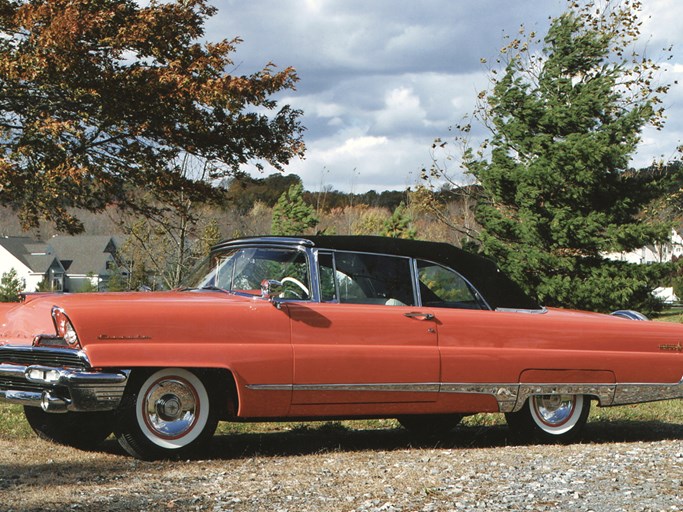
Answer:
[207,0,683,192]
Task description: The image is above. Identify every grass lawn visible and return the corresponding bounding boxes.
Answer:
[654,307,683,323]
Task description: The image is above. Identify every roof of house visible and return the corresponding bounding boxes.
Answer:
[48,235,118,275]
[0,237,61,273]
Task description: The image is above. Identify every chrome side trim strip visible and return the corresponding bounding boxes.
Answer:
[246,378,683,413]
[612,378,683,405]
[246,383,440,393]
[294,383,440,393]
[440,383,520,411]
[246,384,293,391]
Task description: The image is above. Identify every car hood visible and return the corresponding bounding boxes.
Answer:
[0,290,262,347]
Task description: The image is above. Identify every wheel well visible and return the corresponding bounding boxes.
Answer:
[126,367,238,421]
[196,368,238,421]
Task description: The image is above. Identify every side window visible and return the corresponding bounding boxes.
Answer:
[417,260,484,309]
[319,251,415,306]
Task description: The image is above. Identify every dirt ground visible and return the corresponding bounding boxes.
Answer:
[1,420,682,512]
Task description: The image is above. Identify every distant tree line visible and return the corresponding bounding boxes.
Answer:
[223,172,412,213]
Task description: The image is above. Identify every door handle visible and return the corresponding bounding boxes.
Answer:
[404,311,434,321]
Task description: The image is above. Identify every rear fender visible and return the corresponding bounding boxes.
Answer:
[516,369,617,410]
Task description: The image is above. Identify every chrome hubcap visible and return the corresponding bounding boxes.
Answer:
[143,378,199,439]
[533,395,575,426]
[156,395,182,421]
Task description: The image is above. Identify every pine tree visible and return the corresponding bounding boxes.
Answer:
[271,182,319,236]
[382,202,417,239]
[455,0,673,313]
[0,269,24,302]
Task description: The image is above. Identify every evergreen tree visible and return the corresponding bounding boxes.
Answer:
[454,0,673,313]
[35,277,53,292]
[271,182,319,236]
[382,202,417,239]
[77,273,100,293]
[105,263,129,292]
[0,268,24,302]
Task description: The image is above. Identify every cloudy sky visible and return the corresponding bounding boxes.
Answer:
[204,0,683,193]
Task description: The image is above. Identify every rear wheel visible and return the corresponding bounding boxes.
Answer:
[397,413,462,436]
[115,368,218,460]
[505,394,590,442]
[24,407,113,450]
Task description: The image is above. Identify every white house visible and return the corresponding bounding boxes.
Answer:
[603,229,683,264]
[0,235,121,293]
[0,237,65,292]
[603,228,683,304]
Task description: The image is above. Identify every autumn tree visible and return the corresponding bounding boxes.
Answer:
[116,156,226,289]
[271,182,318,236]
[431,0,675,313]
[0,0,304,233]
[196,218,221,258]
[351,206,390,236]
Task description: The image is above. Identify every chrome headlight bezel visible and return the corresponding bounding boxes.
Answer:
[51,306,81,348]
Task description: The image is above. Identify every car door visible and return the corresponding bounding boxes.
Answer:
[285,251,440,405]
[415,259,518,412]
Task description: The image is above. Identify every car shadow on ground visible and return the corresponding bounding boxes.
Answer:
[93,419,683,460]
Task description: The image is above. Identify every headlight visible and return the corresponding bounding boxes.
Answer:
[51,306,81,347]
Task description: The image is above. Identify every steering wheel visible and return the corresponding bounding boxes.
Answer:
[280,276,310,299]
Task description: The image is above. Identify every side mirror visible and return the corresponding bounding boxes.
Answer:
[261,279,284,305]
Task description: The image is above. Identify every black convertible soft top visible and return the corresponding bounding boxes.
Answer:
[304,235,540,310]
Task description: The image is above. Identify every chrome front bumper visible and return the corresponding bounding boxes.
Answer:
[0,346,128,413]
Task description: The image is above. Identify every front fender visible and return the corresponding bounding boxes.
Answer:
[84,341,293,418]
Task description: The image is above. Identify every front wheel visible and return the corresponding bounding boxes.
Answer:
[115,368,218,460]
[24,407,113,450]
[505,394,590,443]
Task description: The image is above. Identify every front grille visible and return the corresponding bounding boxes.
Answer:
[0,375,50,393]
[0,347,88,369]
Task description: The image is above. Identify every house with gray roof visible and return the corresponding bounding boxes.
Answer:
[0,237,65,291]
[48,235,121,292]
[0,235,121,292]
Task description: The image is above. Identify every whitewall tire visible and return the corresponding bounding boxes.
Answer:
[505,394,590,442]
[116,368,218,459]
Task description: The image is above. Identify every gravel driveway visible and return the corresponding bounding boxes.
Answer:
[1,421,682,512]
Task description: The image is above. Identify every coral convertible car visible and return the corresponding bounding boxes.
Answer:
[1,236,682,459]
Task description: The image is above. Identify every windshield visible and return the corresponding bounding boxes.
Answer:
[191,247,311,299]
